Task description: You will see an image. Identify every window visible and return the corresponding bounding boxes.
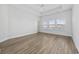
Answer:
[41,21,48,28]
[56,19,65,24]
[56,19,65,28]
[48,20,56,28]
[40,19,65,28]
[49,20,55,24]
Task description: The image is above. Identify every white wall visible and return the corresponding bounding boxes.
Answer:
[0,5,39,42]
[0,5,8,42]
[7,5,39,39]
[39,10,72,36]
[72,5,79,52]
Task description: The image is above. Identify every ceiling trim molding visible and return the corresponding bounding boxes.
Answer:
[24,5,40,13]
[40,6,62,16]
[9,5,40,16]
[8,4,73,17]
[41,5,62,13]
[41,8,72,16]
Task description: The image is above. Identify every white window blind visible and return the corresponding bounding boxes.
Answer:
[56,19,65,24]
[40,19,65,28]
[49,19,56,28]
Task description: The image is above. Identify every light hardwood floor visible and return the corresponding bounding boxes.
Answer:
[0,32,78,54]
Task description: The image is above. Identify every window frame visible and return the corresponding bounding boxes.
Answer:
[40,19,65,28]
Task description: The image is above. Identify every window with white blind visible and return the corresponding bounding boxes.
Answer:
[56,19,65,24]
[41,19,65,28]
[48,19,56,28]
[40,21,48,28]
[56,19,65,28]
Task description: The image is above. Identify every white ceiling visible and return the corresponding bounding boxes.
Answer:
[26,4,61,12]
[10,4,73,16]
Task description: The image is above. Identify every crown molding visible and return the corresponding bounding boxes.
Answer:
[41,8,72,16]
[8,5,40,16]
[8,4,73,17]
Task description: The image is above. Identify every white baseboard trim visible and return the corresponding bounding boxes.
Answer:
[73,43,79,53]
[72,38,79,53]
[8,32,37,39]
[0,32,37,43]
[0,38,8,43]
[40,31,72,37]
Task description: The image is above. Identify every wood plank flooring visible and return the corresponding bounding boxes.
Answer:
[0,32,78,54]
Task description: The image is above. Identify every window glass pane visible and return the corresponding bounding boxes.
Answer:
[56,19,65,24]
[40,21,48,28]
[49,20,55,24]
[48,19,56,28]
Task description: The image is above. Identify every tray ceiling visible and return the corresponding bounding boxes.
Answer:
[9,4,73,16]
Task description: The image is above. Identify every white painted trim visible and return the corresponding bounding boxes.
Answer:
[0,32,37,43]
[42,8,72,16]
[0,38,8,43]
[40,31,72,37]
[72,37,79,52]
[9,5,40,16]
[43,6,62,13]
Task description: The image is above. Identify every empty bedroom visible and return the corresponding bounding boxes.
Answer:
[0,4,79,54]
